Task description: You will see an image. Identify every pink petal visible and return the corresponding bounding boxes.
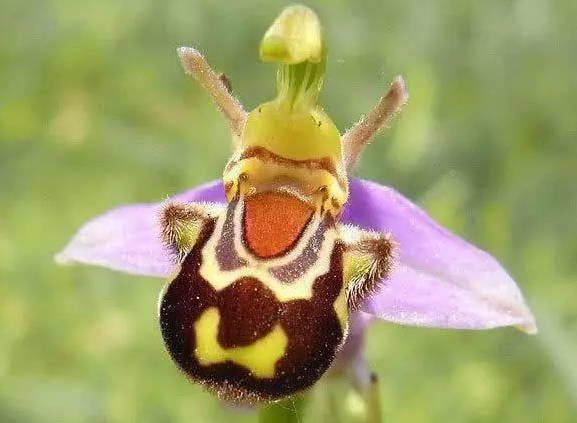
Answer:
[55,180,225,277]
[342,179,537,333]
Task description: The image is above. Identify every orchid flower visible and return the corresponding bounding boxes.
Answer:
[55,5,536,422]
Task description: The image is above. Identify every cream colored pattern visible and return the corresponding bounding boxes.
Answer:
[223,157,348,214]
[199,198,339,302]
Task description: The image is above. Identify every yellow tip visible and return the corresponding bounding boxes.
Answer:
[260,5,323,65]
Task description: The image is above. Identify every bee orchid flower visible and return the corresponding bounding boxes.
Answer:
[55,4,536,412]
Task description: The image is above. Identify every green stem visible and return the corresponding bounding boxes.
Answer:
[257,394,308,423]
[366,374,383,423]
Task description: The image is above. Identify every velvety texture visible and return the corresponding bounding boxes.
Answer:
[56,178,536,333]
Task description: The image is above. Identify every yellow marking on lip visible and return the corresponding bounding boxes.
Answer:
[223,157,348,209]
[333,284,348,330]
[194,307,288,378]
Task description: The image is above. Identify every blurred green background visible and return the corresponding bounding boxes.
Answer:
[1,0,576,422]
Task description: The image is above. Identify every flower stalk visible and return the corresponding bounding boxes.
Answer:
[257,394,309,423]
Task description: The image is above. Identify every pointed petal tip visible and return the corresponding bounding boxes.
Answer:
[491,304,538,334]
[517,316,538,335]
[54,244,92,268]
[54,249,71,265]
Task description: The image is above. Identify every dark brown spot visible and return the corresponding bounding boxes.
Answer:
[217,277,281,348]
[218,73,233,94]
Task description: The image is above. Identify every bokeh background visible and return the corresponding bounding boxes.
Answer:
[1,0,576,422]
